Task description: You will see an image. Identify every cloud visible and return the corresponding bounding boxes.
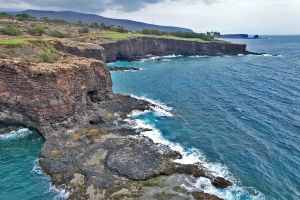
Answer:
[0,0,220,13]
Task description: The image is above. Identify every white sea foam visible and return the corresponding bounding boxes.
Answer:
[162,54,183,58]
[189,55,210,58]
[126,96,265,200]
[48,184,70,200]
[0,128,33,140]
[249,53,283,58]
[32,158,69,199]
[130,95,173,117]
[140,54,183,62]
[32,158,44,175]
[123,68,144,72]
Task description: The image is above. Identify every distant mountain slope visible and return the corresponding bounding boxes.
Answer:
[16,10,193,32]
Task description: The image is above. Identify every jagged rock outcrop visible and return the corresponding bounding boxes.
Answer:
[0,38,237,199]
[0,57,112,139]
[100,37,249,62]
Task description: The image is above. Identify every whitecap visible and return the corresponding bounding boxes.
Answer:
[129,95,173,117]
[0,128,33,140]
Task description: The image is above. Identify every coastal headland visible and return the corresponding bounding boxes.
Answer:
[0,15,252,199]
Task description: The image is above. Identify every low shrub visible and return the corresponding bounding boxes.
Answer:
[28,26,46,36]
[40,52,58,63]
[0,27,21,36]
[39,44,59,63]
[16,13,34,21]
[0,12,13,18]
[48,30,67,38]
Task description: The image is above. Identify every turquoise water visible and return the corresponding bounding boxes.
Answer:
[0,36,299,199]
[109,36,300,199]
[0,128,64,200]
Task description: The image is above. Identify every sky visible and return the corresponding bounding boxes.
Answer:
[0,0,300,34]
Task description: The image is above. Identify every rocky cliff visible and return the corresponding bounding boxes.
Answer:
[100,37,249,62]
[54,37,251,63]
[53,41,107,62]
[0,38,240,199]
[0,57,112,139]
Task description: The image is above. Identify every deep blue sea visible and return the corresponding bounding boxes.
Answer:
[109,36,300,199]
[0,36,299,200]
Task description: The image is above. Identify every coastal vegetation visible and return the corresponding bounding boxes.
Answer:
[93,33,208,41]
[0,12,217,42]
[140,29,215,41]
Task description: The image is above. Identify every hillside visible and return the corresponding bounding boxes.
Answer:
[15,10,193,32]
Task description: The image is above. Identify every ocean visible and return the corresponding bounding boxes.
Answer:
[0,36,299,199]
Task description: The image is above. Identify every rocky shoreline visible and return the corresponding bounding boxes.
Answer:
[0,37,249,199]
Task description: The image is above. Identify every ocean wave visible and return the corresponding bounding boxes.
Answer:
[140,54,183,62]
[123,68,144,72]
[126,101,265,200]
[0,128,33,140]
[251,54,283,58]
[189,55,211,58]
[32,158,69,199]
[129,95,173,117]
[262,54,283,57]
[32,158,44,175]
[48,184,69,200]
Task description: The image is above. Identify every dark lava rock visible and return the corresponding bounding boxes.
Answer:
[192,192,223,200]
[193,168,206,177]
[211,177,233,189]
[107,144,163,180]
[163,163,207,178]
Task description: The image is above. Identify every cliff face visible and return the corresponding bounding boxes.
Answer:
[53,41,107,62]
[100,37,248,62]
[0,57,112,139]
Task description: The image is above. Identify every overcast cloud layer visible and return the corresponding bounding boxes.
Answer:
[0,0,218,12]
[0,0,299,34]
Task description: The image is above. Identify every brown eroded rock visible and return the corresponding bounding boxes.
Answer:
[53,41,107,62]
[0,57,112,139]
[100,37,249,62]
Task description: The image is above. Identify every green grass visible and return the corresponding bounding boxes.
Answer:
[0,38,43,45]
[93,33,206,42]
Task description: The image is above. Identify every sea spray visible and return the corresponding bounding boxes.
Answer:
[32,158,69,200]
[0,128,33,140]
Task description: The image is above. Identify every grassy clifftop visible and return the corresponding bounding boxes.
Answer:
[93,33,208,42]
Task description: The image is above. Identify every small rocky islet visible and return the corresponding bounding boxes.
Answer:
[0,16,254,199]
